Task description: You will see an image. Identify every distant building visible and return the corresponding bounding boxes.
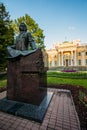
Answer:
[46,40,87,69]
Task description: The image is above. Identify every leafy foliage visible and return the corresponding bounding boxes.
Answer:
[0,3,14,71]
[11,14,45,49]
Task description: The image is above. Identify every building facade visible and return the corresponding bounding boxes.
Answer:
[46,40,87,68]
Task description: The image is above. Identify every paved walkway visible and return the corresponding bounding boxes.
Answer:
[0,89,80,130]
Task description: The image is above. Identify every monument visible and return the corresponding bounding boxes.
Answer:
[0,22,53,122]
[7,22,47,105]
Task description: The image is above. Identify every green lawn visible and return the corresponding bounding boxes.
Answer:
[47,71,87,89]
[47,77,87,89]
[0,74,7,88]
[47,71,87,79]
[0,79,7,88]
[0,71,87,89]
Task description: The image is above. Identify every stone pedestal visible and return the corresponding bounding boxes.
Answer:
[7,49,47,105]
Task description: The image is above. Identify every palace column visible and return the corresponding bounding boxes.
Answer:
[62,51,63,66]
[48,56,50,67]
[58,52,60,66]
[74,50,77,66]
[52,57,55,67]
[71,51,73,66]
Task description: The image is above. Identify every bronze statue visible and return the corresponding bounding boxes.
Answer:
[7,22,37,58]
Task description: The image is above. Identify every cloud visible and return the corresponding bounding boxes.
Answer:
[68,26,75,30]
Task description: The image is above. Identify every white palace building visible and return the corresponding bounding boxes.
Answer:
[44,40,87,70]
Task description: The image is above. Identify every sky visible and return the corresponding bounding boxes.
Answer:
[1,0,87,49]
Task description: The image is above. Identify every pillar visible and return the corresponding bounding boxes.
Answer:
[62,51,63,66]
[74,50,77,66]
[58,52,60,66]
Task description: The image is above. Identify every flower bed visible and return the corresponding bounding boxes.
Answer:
[62,69,77,72]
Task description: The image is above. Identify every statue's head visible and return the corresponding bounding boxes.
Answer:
[19,22,27,31]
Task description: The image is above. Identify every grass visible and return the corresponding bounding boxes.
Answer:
[47,71,87,89]
[0,71,87,89]
[0,74,7,88]
[0,79,7,88]
[47,77,87,89]
[47,71,87,79]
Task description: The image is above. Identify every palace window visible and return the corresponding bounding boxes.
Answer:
[78,60,81,65]
[54,55,57,60]
[69,59,71,65]
[85,52,87,55]
[50,61,52,67]
[78,52,81,56]
[55,61,57,66]
[63,60,65,65]
[86,59,87,65]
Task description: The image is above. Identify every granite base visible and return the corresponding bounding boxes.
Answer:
[0,91,53,123]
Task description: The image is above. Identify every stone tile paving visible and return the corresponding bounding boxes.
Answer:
[0,89,81,130]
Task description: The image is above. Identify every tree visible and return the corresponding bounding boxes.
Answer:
[0,3,14,71]
[11,14,45,49]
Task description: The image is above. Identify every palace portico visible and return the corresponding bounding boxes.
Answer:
[45,40,87,68]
